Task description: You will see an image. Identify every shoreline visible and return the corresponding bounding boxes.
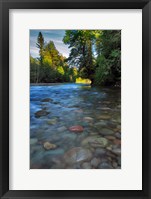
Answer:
[30,82,120,88]
[30,82,91,86]
[31,83,66,86]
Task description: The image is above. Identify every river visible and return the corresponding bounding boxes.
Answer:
[30,83,121,169]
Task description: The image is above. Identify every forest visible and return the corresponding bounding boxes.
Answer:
[30,30,121,86]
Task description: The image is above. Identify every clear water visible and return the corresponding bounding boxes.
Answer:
[30,83,121,169]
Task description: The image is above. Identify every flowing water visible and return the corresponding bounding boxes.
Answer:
[30,83,121,169]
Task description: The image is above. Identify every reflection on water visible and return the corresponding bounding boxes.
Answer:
[30,83,121,169]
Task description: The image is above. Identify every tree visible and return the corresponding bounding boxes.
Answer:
[36,32,44,83]
[35,39,71,83]
[63,30,95,82]
[43,41,62,69]
[94,30,121,86]
[31,30,121,86]
[30,56,39,83]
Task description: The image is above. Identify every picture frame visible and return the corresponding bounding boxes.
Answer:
[0,0,150,198]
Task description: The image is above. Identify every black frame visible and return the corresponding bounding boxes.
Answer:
[0,0,150,198]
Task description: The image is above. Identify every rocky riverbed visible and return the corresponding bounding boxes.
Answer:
[30,83,121,169]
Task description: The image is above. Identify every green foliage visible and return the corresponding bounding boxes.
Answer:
[57,66,65,75]
[63,29,121,86]
[43,41,63,69]
[63,30,95,80]
[94,30,121,86]
[30,56,39,83]
[69,67,78,82]
[94,55,108,85]
[30,32,73,83]
[76,77,91,84]
[36,32,44,66]
[30,30,121,86]
[36,32,44,50]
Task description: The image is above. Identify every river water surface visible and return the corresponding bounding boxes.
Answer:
[30,83,121,169]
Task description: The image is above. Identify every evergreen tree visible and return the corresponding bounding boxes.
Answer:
[36,32,44,82]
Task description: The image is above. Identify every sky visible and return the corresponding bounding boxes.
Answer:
[30,30,70,58]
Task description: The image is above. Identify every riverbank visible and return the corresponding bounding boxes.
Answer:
[30,82,120,89]
[30,82,91,86]
[31,83,66,86]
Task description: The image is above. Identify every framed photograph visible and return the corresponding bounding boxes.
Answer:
[0,0,150,198]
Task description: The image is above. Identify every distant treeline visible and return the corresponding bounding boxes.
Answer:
[30,30,121,86]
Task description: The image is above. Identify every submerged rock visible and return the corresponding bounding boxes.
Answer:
[83,117,94,122]
[30,138,38,145]
[69,125,84,133]
[43,142,57,150]
[63,133,77,140]
[81,136,108,148]
[74,109,83,113]
[41,98,53,102]
[47,118,58,125]
[112,161,118,168]
[104,135,116,140]
[82,162,92,169]
[35,110,49,118]
[98,115,111,120]
[51,164,66,169]
[100,128,114,136]
[98,162,113,169]
[113,139,121,145]
[95,148,106,156]
[45,148,64,156]
[112,148,121,156]
[64,147,92,164]
[116,117,121,123]
[57,126,67,132]
[91,158,101,168]
[115,132,121,139]
[95,120,108,127]
[66,163,81,169]
[30,145,42,154]
[100,107,111,111]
